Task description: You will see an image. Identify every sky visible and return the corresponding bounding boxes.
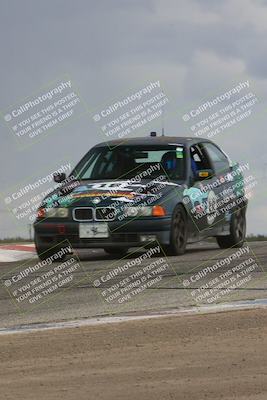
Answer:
[0,0,267,238]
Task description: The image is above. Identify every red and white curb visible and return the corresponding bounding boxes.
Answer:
[0,244,36,262]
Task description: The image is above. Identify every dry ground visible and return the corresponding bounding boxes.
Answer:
[1,308,267,400]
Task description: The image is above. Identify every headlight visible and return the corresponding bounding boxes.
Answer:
[37,207,68,218]
[124,206,152,217]
[124,206,166,217]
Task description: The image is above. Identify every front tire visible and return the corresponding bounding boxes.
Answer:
[216,206,246,249]
[164,205,188,256]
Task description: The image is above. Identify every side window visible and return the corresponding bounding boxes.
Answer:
[190,144,211,177]
[202,143,230,174]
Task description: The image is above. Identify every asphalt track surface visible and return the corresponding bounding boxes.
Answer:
[0,241,266,330]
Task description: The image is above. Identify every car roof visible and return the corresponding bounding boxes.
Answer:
[94,135,214,148]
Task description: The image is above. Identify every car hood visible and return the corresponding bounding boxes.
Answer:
[42,179,184,209]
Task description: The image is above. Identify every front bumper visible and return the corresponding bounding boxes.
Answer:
[34,217,171,248]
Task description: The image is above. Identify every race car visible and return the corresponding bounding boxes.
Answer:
[34,133,248,260]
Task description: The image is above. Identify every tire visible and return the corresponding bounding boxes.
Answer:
[216,206,246,249]
[164,204,188,256]
[104,247,129,257]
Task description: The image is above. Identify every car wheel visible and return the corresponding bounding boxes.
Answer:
[216,206,246,249]
[164,205,188,256]
[104,248,129,257]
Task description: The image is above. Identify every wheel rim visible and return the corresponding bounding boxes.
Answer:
[173,211,186,249]
[234,209,245,240]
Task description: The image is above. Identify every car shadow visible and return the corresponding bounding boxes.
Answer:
[73,242,219,262]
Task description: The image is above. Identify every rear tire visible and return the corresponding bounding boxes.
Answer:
[164,205,188,256]
[216,206,246,249]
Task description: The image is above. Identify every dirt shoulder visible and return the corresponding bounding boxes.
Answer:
[1,309,267,400]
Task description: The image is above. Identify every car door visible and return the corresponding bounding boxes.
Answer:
[185,143,225,234]
[201,142,233,230]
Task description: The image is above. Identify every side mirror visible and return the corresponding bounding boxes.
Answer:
[195,169,213,180]
[53,172,66,183]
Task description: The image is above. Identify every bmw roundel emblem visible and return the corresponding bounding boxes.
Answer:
[92,197,101,205]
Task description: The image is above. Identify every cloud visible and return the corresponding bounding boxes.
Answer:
[0,0,267,236]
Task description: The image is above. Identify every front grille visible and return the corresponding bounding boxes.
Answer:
[73,207,116,221]
[73,208,93,221]
[95,207,116,221]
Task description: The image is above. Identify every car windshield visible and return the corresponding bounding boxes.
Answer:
[72,145,186,181]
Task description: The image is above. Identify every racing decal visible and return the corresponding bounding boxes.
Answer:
[152,180,180,187]
[73,182,146,192]
[70,192,135,199]
[176,147,184,159]
[206,190,218,225]
[225,210,231,222]
[183,187,218,225]
[110,196,134,203]
[44,193,76,208]
[183,188,208,208]
[73,180,180,192]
